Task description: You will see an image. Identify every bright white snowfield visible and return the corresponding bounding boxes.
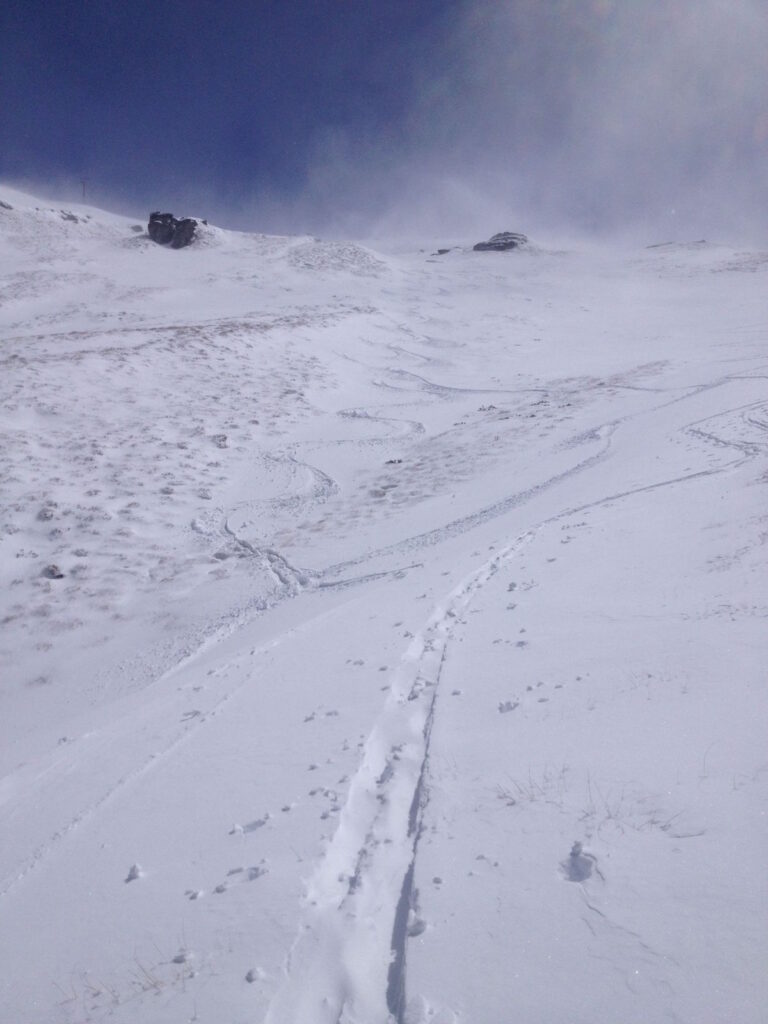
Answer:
[0,187,766,1024]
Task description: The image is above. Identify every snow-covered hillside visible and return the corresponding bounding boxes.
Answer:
[1,187,766,1024]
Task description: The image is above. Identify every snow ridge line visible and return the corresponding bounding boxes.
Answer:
[264,531,535,1024]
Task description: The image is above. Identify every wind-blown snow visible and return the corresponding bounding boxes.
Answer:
[0,188,766,1024]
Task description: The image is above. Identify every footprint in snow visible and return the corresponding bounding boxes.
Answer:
[229,813,270,835]
[498,700,519,713]
[214,862,268,893]
[562,841,599,882]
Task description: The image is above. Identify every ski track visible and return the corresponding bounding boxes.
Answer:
[335,408,426,444]
[2,361,761,919]
[321,375,763,582]
[265,382,767,1022]
[265,532,536,1024]
[9,372,763,877]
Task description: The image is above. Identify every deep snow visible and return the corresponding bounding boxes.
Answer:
[0,188,766,1024]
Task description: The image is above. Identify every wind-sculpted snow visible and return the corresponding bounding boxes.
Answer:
[0,187,766,1024]
[287,239,388,276]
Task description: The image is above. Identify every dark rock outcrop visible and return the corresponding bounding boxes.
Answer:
[172,217,197,249]
[473,231,528,252]
[148,211,198,249]
[148,212,175,244]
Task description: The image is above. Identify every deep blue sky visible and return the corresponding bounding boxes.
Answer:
[2,1,767,239]
[1,1,462,222]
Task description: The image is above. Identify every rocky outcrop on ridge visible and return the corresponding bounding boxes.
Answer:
[473,231,528,252]
[148,211,198,249]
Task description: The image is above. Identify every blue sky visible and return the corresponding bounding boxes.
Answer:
[1,1,461,222]
[2,1,767,239]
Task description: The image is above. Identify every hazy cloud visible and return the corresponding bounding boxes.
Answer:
[283,0,768,243]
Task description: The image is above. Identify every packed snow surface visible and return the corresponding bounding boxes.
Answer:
[1,188,766,1024]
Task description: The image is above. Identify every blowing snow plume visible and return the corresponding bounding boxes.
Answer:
[295,0,768,243]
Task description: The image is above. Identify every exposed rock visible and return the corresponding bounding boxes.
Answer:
[41,564,64,579]
[148,212,175,244]
[473,231,528,252]
[130,224,143,233]
[148,211,198,249]
[171,217,197,249]
[0,200,13,211]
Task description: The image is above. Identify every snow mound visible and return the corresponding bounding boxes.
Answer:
[0,187,139,260]
[287,239,388,275]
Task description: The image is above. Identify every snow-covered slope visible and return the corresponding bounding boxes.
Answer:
[1,187,766,1024]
